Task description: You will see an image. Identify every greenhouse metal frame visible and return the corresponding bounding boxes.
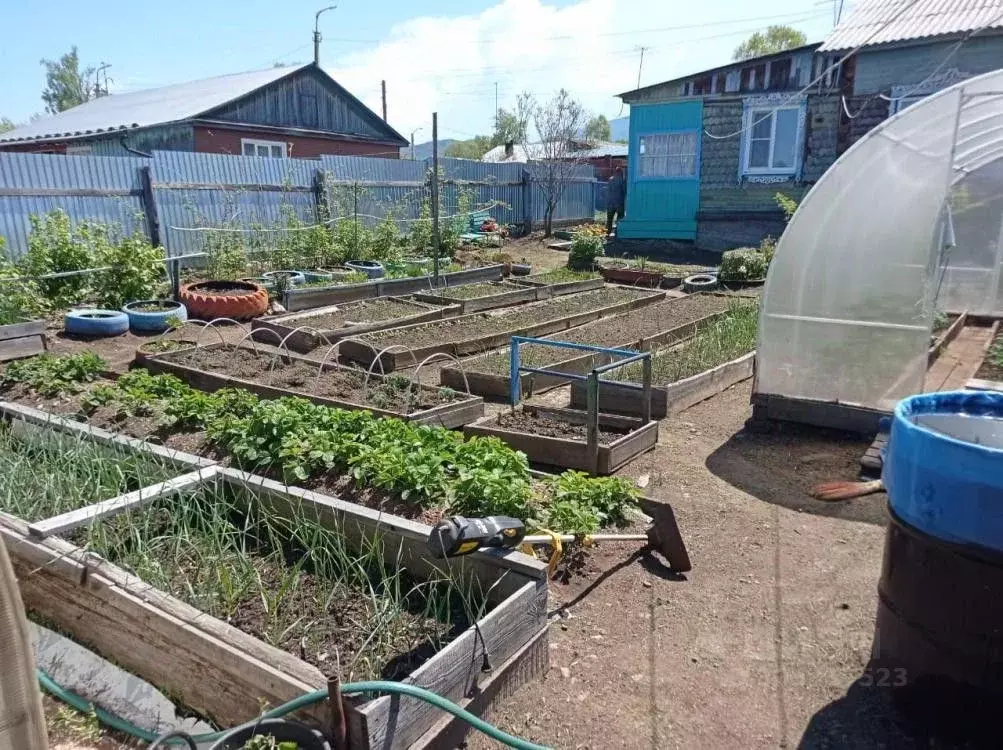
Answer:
[754,69,1003,433]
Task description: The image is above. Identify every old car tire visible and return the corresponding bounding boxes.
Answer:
[122,300,188,333]
[64,309,130,337]
[178,280,269,321]
[682,273,719,293]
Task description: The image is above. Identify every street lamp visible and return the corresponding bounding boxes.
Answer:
[313,6,337,65]
[410,127,424,160]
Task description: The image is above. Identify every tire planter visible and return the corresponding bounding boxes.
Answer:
[300,271,332,283]
[64,309,130,337]
[345,260,385,279]
[262,270,306,286]
[178,280,269,321]
[510,263,532,276]
[209,719,331,750]
[682,273,719,293]
[122,300,187,333]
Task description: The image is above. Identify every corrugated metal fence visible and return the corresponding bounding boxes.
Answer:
[0,151,597,259]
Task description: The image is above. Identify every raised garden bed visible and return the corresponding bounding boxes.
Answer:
[251,297,459,353]
[0,319,46,362]
[516,269,604,297]
[441,293,740,399]
[463,405,657,474]
[600,259,712,290]
[341,286,665,372]
[966,320,1003,392]
[144,342,485,429]
[282,264,505,312]
[0,408,548,749]
[414,281,546,313]
[568,302,759,417]
[929,311,966,364]
[599,266,664,288]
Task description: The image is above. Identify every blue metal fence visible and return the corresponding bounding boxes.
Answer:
[0,150,597,259]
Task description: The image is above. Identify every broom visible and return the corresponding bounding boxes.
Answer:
[809,478,885,502]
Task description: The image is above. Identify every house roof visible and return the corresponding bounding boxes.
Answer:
[0,63,407,146]
[481,143,545,162]
[819,0,1003,51]
[572,142,628,158]
[618,42,821,100]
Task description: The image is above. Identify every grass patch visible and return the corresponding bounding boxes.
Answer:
[75,483,489,680]
[0,421,178,522]
[526,268,599,284]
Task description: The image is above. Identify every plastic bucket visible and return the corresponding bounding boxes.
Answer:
[883,390,1003,552]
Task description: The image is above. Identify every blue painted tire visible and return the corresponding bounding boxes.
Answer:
[122,300,188,333]
[263,270,306,286]
[345,260,385,279]
[64,309,130,337]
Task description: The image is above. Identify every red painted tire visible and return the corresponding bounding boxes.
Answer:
[178,280,269,321]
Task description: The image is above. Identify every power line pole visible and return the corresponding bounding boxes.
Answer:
[313,6,336,65]
[381,80,387,121]
[635,46,649,90]
[431,112,441,287]
[495,82,499,132]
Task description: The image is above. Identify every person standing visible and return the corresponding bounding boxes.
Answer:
[606,166,626,235]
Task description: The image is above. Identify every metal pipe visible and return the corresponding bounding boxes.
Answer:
[586,370,599,475]
[641,354,652,424]
[510,335,637,357]
[509,337,521,406]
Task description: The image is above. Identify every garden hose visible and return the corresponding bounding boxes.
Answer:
[38,670,552,750]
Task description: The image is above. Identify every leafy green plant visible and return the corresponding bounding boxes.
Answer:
[775,192,798,222]
[567,234,604,271]
[718,248,769,281]
[92,232,165,308]
[0,240,48,325]
[20,209,94,306]
[1,352,105,396]
[543,471,638,531]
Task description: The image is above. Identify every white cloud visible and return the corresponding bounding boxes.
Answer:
[324,0,834,141]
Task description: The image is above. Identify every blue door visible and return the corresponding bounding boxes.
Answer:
[616,100,702,240]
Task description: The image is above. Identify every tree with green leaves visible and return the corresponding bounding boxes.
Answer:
[732,26,807,61]
[492,92,535,146]
[40,47,96,114]
[446,135,493,160]
[584,115,611,143]
[0,118,15,134]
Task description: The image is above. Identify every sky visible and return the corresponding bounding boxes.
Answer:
[1,0,840,142]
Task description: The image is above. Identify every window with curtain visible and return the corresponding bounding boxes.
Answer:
[743,106,800,174]
[638,132,698,178]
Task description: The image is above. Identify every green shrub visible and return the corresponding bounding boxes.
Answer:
[92,234,164,308]
[567,234,604,271]
[21,210,94,306]
[0,239,48,325]
[719,248,768,281]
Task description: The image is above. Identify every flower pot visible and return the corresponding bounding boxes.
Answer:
[345,260,385,279]
[122,299,187,333]
[178,280,269,321]
[599,266,663,287]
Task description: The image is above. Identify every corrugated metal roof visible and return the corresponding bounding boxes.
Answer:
[0,65,308,144]
[819,0,1003,51]
[572,143,628,158]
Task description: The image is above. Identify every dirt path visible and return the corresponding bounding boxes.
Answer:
[465,380,908,750]
[925,323,993,391]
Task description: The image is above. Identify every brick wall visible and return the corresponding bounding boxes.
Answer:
[192,126,400,158]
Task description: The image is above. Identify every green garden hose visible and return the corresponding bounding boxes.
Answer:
[38,670,551,750]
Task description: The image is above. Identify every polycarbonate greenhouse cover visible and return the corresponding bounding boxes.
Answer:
[758,69,1003,413]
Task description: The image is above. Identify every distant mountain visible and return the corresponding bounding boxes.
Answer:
[400,139,458,160]
[610,117,629,142]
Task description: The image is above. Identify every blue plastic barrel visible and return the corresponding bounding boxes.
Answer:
[883,390,1003,552]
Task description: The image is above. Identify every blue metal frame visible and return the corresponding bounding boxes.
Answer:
[509,336,646,406]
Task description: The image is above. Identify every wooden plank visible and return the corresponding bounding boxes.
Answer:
[0,334,46,362]
[216,468,547,591]
[358,580,547,750]
[0,402,214,469]
[966,377,1003,393]
[28,467,217,539]
[750,393,887,435]
[139,166,162,248]
[0,187,141,198]
[0,513,328,729]
[928,312,968,364]
[411,624,549,750]
[0,319,46,339]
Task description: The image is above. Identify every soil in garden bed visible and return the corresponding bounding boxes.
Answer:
[69,491,476,681]
[466,294,739,375]
[157,346,464,411]
[493,411,629,444]
[437,281,527,300]
[282,298,434,330]
[975,331,1003,381]
[187,281,258,296]
[364,287,649,350]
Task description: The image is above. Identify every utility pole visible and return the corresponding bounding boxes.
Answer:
[494,82,499,133]
[313,6,336,65]
[410,127,423,160]
[94,62,111,98]
[635,46,649,90]
[431,112,441,287]
[381,80,387,122]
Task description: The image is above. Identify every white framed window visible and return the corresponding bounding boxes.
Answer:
[638,131,698,179]
[241,138,287,158]
[742,106,801,175]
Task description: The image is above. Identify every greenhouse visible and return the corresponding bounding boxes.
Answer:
[754,68,1003,432]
